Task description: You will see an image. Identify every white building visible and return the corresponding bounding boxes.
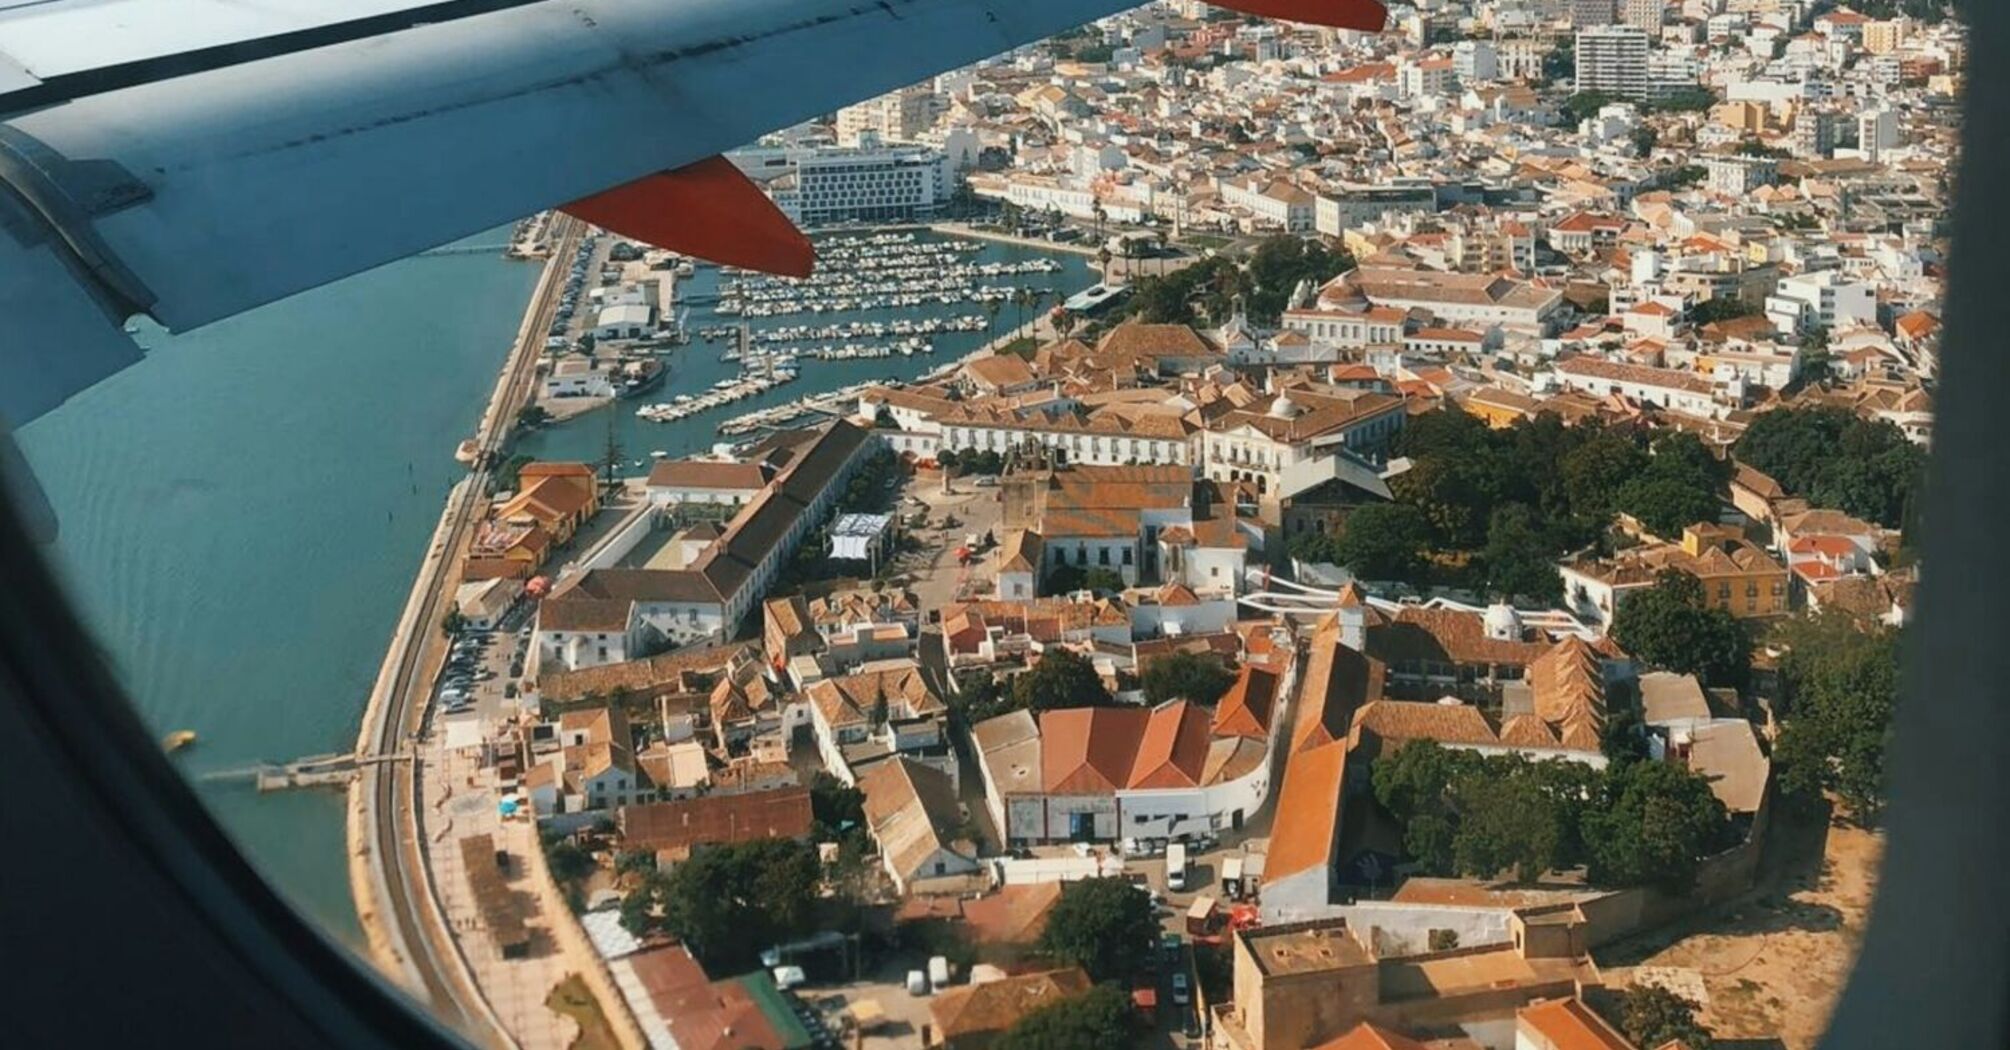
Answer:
[1453,39,1500,82]
[1551,355,1730,418]
[834,84,938,147]
[1703,155,1779,196]
[731,144,949,225]
[541,356,617,399]
[974,685,1286,847]
[1767,270,1878,333]
[1576,25,1651,100]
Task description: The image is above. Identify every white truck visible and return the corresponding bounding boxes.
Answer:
[1166,842,1190,892]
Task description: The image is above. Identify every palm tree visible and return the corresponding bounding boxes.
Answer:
[1097,246,1114,282]
[1155,229,1170,278]
[1092,200,1107,245]
[984,298,1002,340]
[1012,287,1033,338]
[1030,289,1052,338]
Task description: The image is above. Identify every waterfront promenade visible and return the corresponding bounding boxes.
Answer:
[347,215,584,1048]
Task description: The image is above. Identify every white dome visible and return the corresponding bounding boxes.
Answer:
[1268,393,1299,419]
[1483,601,1521,641]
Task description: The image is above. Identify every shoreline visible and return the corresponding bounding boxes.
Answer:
[928,220,1103,258]
[347,219,574,1047]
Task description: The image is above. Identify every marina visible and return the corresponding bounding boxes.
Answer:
[512,227,1095,469]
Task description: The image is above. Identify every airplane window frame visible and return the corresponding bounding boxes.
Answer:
[1,8,2006,1050]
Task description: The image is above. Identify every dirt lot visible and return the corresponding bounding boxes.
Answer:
[1601,806,1885,1050]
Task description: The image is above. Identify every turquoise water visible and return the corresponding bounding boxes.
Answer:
[13,227,1091,947]
[16,235,539,943]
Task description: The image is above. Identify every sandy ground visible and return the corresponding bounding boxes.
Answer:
[1601,805,1885,1050]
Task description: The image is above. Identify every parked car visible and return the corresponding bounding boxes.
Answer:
[1171,972,1191,1006]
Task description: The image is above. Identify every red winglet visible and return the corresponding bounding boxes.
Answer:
[562,155,815,278]
[1213,0,1386,32]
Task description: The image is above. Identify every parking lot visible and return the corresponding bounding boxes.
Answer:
[432,604,534,739]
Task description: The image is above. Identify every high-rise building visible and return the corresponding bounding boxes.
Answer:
[730,145,949,225]
[1454,39,1501,82]
[1792,107,1840,158]
[1575,25,1651,100]
[1858,107,1900,161]
[1621,0,1666,32]
[834,84,939,147]
[1570,0,1616,27]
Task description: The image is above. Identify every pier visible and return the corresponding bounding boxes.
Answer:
[202,750,412,792]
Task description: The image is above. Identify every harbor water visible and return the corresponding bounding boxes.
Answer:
[12,225,1093,945]
[515,230,1096,465]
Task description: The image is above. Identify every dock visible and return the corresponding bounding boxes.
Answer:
[202,750,412,792]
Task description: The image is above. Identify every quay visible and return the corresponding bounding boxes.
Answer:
[203,751,413,792]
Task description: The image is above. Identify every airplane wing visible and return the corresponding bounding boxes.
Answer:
[0,0,1383,534]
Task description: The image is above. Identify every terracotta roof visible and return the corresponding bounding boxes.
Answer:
[929,969,1092,1042]
[538,642,750,703]
[1499,713,1561,748]
[645,459,770,491]
[1368,607,1549,670]
[807,663,944,729]
[1311,1022,1434,1050]
[617,787,812,855]
[1094,321,1222,364]
[1528,636,1607,745]
[1039,706,1144,794]
[627,945,788,1050]
[1349,700,1500,752]
[537,596,633,633]
[1295,618,1389,752]
[1516,997,1633,1050]
[959,881,1063,945]
[1266,741,1348,880]
[1212,665,1281,740]
[858,758,972,881]
[1556,355,1714,396]
[1128,700,1213,789]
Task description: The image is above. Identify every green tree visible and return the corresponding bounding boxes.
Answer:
[441,608,466,637]
[1038,878,1158,980]
[1141,650,1238,706]
[1561,90,1616,124]
[1010,648,1114,711]
[1610,570,1752,687]
[1448,757,1575,882]
[1329,503,1435,583]
[1082,567,1125,594]
[997,984,1136,1050]
[1581,758,1732,890]
[810,771,866,838]
[1609,984,1715,1049]
[659,838,822,970]
[1646,87,1717,113]
[1689,297,1760,326]
[1242,235,1352,322]
[1615,431,1729,538]
[1771,611,1901,824]
[1615,472,1723,538]
[1733,406,1924,528]
[1483,504,1564,605]
[1560,427,1649,523]
[1370,741,1486,876]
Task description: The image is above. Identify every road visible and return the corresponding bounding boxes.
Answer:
[355,215,582,1044]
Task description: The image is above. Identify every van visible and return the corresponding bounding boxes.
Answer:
[928,955,950,992]
[1166,842,1189,892]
